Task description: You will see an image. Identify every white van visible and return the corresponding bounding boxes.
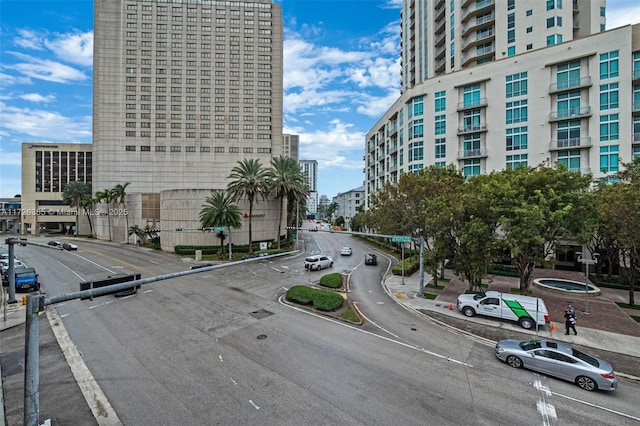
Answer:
[456,291,550,330]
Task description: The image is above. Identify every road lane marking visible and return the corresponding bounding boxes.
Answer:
[249,400,260,410]
[81,247,155,275]
[56,260,86,281]
[551,391,640,422]
[533,378,557,426]
[219,355,224,363]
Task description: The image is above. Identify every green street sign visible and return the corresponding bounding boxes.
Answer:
[391,235,411,243]
[213,226,226,232]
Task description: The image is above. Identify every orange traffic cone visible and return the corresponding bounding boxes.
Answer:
[550,323,557,332]
[449,303,453,311]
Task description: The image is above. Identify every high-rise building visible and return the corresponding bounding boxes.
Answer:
[299,159,318,216]
[283,134,299,160]
[368,1,640,209]
[401,0,605,91]
[92,0,284,248]
[332,186,364,230]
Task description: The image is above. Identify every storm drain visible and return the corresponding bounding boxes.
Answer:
[249,309,274,320]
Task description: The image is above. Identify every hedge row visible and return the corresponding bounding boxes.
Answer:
[285,285,344,311]
[392,256,421,276]
[319,273,343,289]
[174,242,291,255]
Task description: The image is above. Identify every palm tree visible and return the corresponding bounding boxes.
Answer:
[80,194,96,238]
[113,182,131,243]
[62,181,91,236]
[95,188,114,241]
[128,224,145,246]
[199,191,242,256]
[267,156,307,248]
[227,158,270,254]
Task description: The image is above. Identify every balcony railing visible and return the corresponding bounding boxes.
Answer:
[548,76,592,93]
[461,29,494,51]
[462,11,495,35]
[634,132,640,143]
[634,99,640,111]
[457,148,488,159]
[457,97,488,110]
[634,66,640,80]
[549,106,591,121]
[549,137,592,151]
[461,0,494,22]
[457,123,487,134]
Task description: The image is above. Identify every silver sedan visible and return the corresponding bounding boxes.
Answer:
[495,339,618,391]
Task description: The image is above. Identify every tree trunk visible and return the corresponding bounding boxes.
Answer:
[276,196,284,249]
[247,199,254,254]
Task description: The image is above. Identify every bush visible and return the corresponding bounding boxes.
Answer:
[312,289,344,311]
[319,273,343,289]
[392,256,421,276]
[285,285,314,305]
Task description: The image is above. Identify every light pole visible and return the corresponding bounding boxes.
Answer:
[575,251,599,315]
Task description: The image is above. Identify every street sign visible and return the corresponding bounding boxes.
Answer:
[391,235,411,243]
[213,226,226,231]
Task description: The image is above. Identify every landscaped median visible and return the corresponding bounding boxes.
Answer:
[284,272,362,324]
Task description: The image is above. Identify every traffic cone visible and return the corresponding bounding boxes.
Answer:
[550,323,557,332]
[449,303,453,311]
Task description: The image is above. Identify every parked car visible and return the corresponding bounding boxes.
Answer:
[364,254,378,265]
[2,267,40,292]
[304,255,333,271]
[495,339,618,391]
[62,243,78,251]
[456,291,549,330]
[47,241,62,248]
[340,247,352,256]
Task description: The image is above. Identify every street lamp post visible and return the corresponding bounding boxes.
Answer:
[576,251,599,315]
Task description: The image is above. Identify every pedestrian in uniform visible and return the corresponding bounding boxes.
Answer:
[564,308,577,335]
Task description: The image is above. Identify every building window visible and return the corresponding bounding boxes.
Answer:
[600,51,619,79]
[229,147,239,153]
[507,0,515,10]
[462,159,481,178]
[214,147,225,153]
[507,29,515,43]
[463,109,481,132]
[557,60,580,89]
[434,91,446,112]
[506,72,527,98]
[125,145,136,151]
[463,134,481,156]
[557,150,581,172]
[557,91,581,118]
[600,6,605,17]
[557,120,581,147]
[599,145,619,173]
[599,114,619,141]
[506,127,528,151]
[526,9,533,16]
[408,141,424,162]
[526,27,532,33]
[546,34,562,46]
[599,83,619,110]
[170,146,181,152]
[409,119,424,140]
[200,147,211,152]
[507,13,515,30]
[435,138,446,159]
[506,154,528,170]
[526,44,533,50]
[409,96,424,118]
[155,146,166,152]
[435,115,446,135]
[462,83,481,108]
[140,146,150,152]
[507,46,515,56]
[506,100,528,124]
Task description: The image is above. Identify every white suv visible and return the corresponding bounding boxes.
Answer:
[304,255,333,271]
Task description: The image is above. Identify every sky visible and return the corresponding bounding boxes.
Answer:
[1,0,639,201]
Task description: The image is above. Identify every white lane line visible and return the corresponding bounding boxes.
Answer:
[533,378,557,426]
[149,260,159,264]
[71,253,116,274]
[551,391,640,422]
[219,355,224,363]
[230,377,237,386]
[249,400,260,410]
[282,297,472,367]
[46,307,123,425]
[56,260,85,281]
[143,289,153,294]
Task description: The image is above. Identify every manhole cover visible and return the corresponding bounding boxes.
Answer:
[249,309,274,319]
[257,334,267,340]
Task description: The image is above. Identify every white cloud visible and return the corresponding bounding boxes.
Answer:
[0,150,22,166]
[355,89,401,119]
[13,29,45,50]
[0,72,32,86]
[9,52,87,83]
[19,93,56,103]
[607,4,640,29]
[45,31,94,67]
[0,103,91,141]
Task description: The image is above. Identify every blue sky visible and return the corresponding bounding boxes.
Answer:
[1,0,639,200]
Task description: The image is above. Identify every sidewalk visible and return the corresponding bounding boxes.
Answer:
[383,270,640,379]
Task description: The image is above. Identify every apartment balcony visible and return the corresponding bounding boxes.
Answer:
[461,44,494,66]
[634,99,640,112]
[461,30,495,52]
[549,106,592,122]
[461,0,494,23]
[435,3,446,21]
[435,0,445,8]
[457,123,488,135]
[634,132,640,143]
[634,66,640,81]
[549,137,592,151]
[434,31,446,47]
[457,148,488,160]
[389,143,398,155]
[389,123,398,136]
[573,0,579,13]
[548,76,592,94]
[389,163,398,173]
[457,97,488,111]
[435,44,446,60]
[462,12,495,36]
[434,17,446,34]
[461,0,474,7]
[435,57,446,73]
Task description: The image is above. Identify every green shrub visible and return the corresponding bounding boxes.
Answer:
[285,285,314,305]
[319,273,343,289]
[392,256,421,276]
[312,289,344,311]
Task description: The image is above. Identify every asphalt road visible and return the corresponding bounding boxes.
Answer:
[2,231,639,425]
